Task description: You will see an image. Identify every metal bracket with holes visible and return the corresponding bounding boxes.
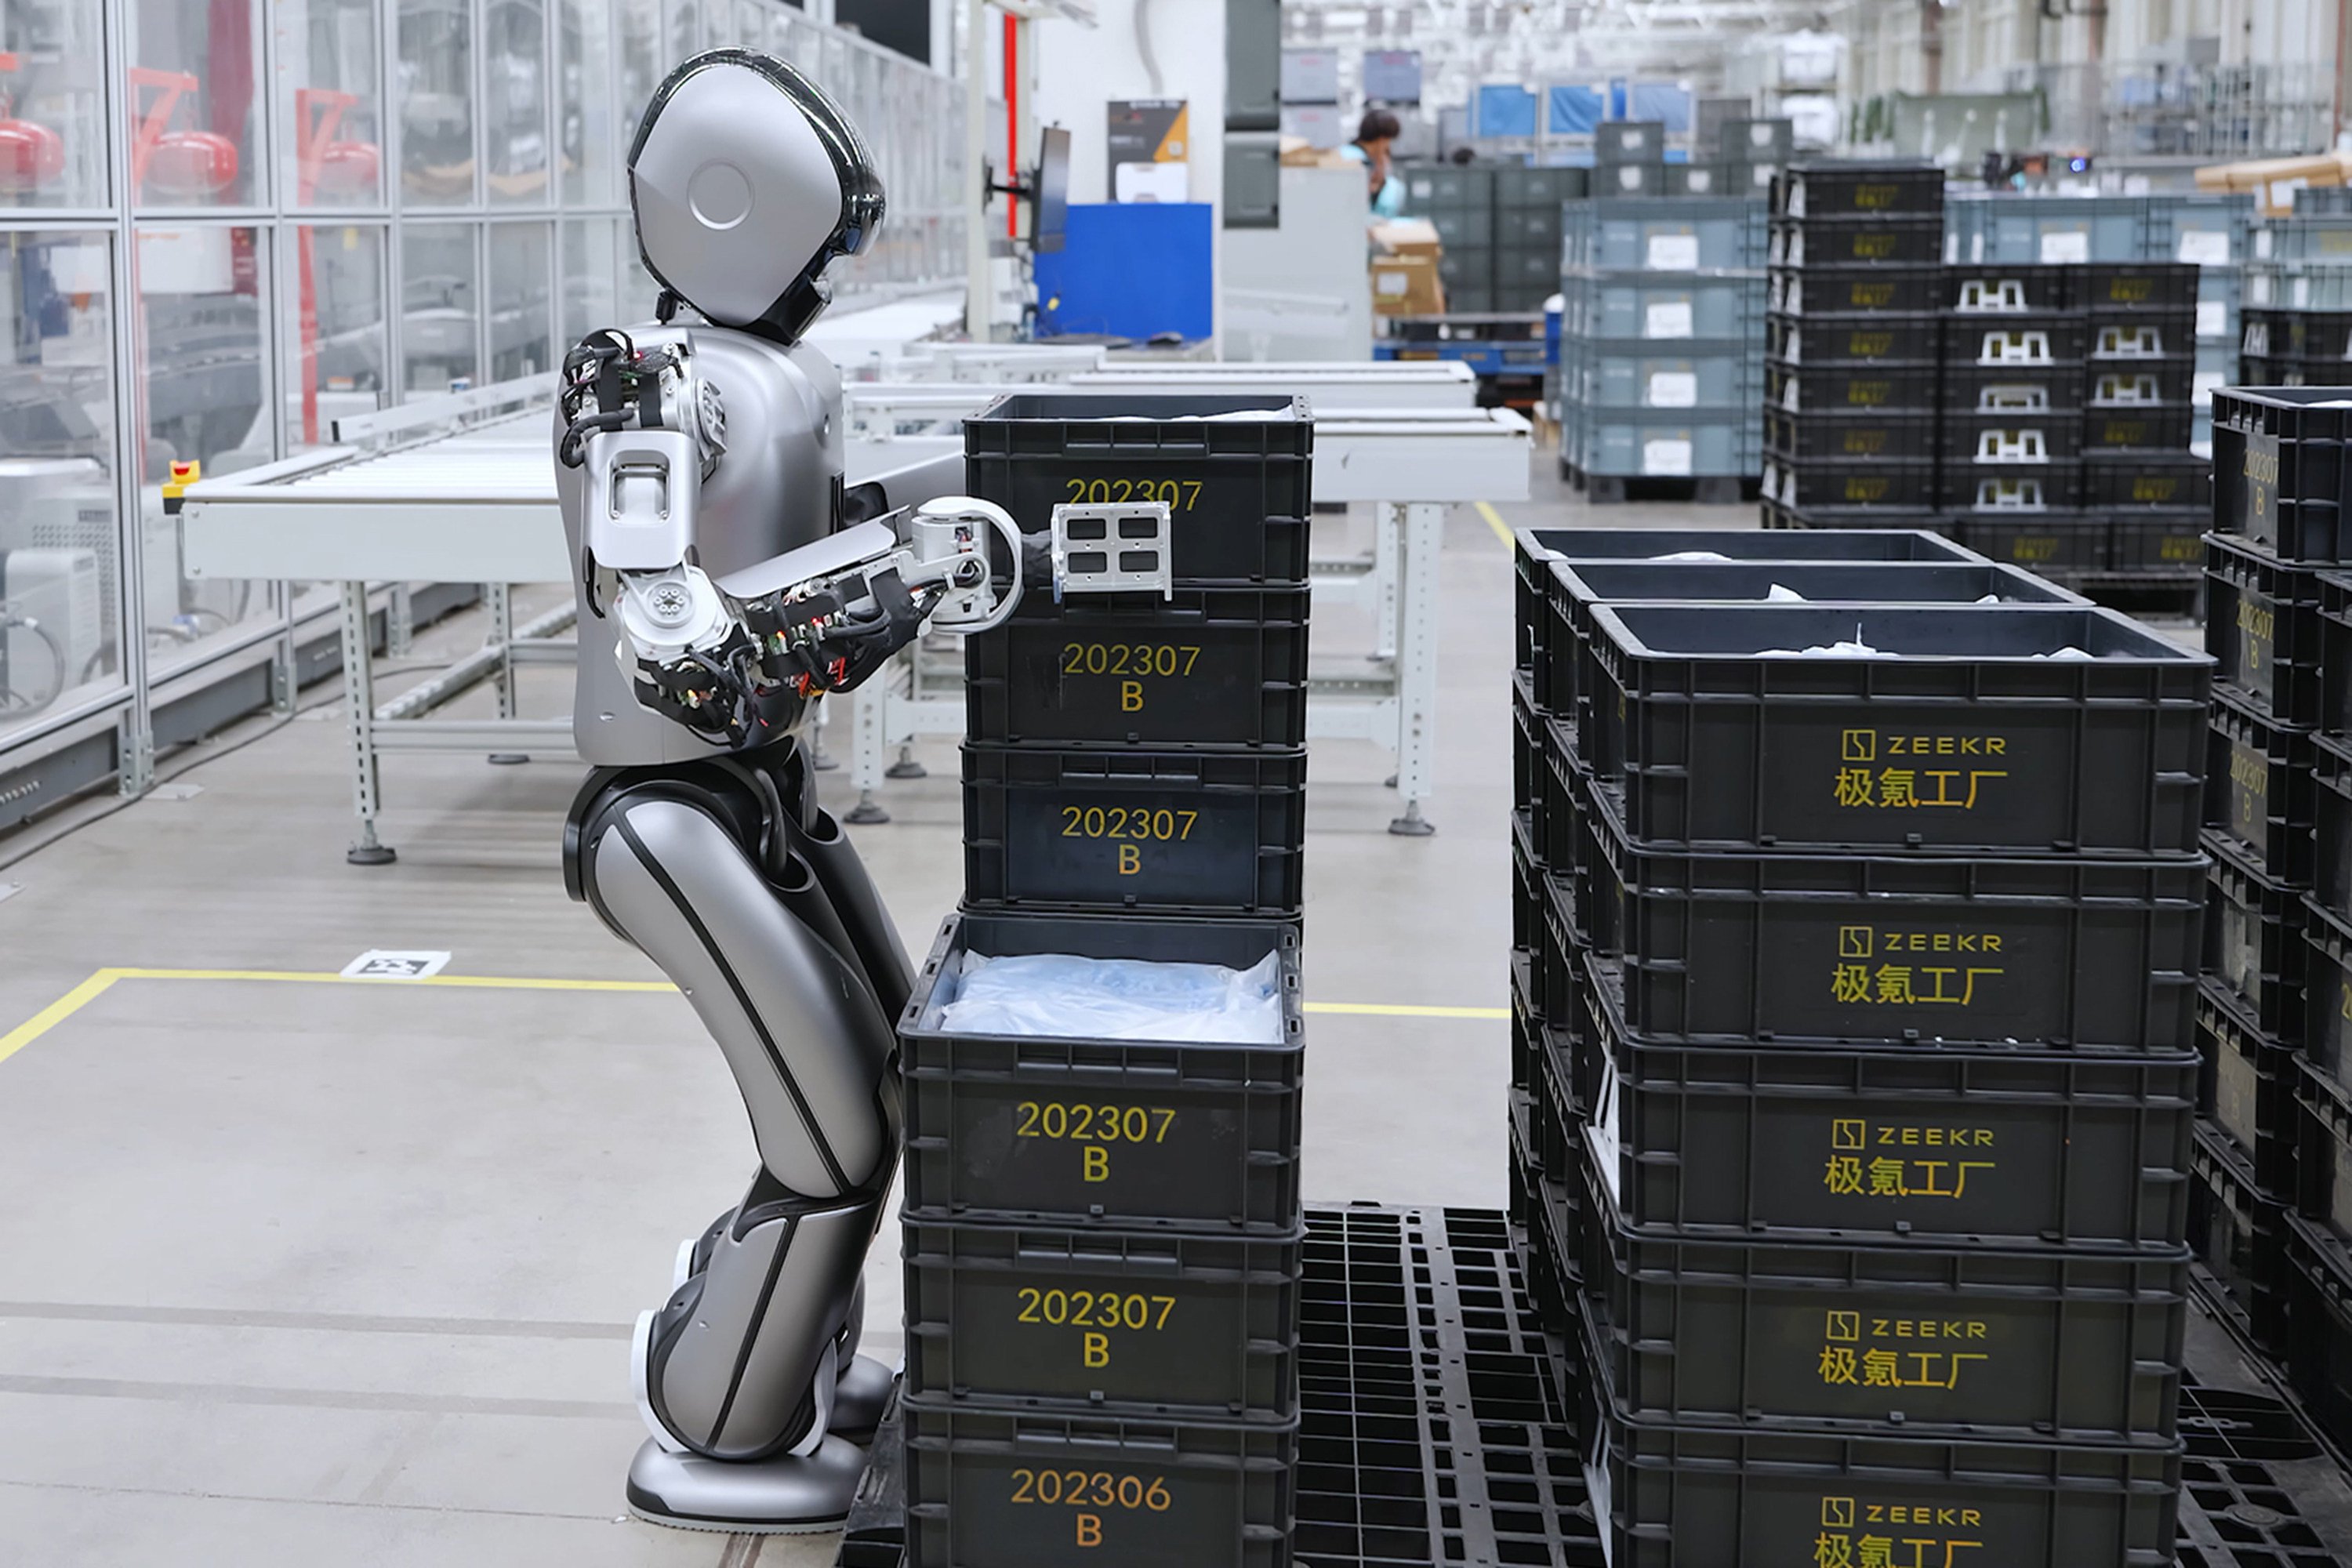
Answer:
[1049,502,1174,600]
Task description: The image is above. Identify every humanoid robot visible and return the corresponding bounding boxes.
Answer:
[553,50,1022,1532]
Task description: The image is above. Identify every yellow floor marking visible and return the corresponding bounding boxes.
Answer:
[1476,501,1515,549]
[0,967,1507,1066]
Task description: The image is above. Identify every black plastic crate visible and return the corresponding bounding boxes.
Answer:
[2205,535,2323,724]
[1533,1008,1580,1180]
[1779,162,1946,217]
[2284,1214,2352,1457]
[1508,947,1541,1088]
[2199,979,2302,1193]
[1770,263,1943,316]
[1511,671,1540,815]
[1581,601,2212,857]
[1584,789,2204,1052]
[2089,314,2201,361]
[2193,1119,2293,1352]
[1766,311,1940,365]
[2303,898,2352,1106]
[2084,403,2198,453]
[2205,690,2317,885]
[2089,358,2198,401]
[901,1397,1298,1568]
[1574,1404,2181,1568]
[1512,812,1542,960]
[2298,1061,2352,1243]
[1947,263,2072,314]
[2111,512,2211,576]
[1943,311,2089,371]
[963,393,1313,583]
[1771,215,1944,267]
[898,912,1305,1233]
[1944,359,2087,415]
[1938,407,2083,464]
[1956,512,2111,577]
[2072,262,2201,314]
[1577,1182,2190,1445]
[1763,454,1937,510]
[2204,830,2310,1037]
[961,746,1305,917]
[2278,310,2352,359]
[1536,710,1588,878]
[1760,498,1954,535]
[1936,463,2082,514]
[1576,949,2198,1252]
[2315,572,2352,731]
[2085,453,2213,511]
[2211,385,2352,564]
[965,587,1309,750]
[1542,557,2083,735]
[903,1218,1304,1420]
[1516,525,1985,686]
[1766,359,1940,412]
[1536,855,1586,1027]
[1764,406,1939,462]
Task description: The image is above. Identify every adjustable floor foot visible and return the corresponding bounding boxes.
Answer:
[626,1436,868,1534]
[844,790,890,826]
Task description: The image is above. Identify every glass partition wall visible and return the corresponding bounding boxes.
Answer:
[0,0,964,789]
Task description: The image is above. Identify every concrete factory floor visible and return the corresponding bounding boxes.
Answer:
[0,458,2337,1564]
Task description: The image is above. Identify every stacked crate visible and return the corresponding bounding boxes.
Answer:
[896,391,1313,1568]
[1947,191,2253,454]
[1711,116,1794,203]
[1593,120,1668,200]
[1761,161,1947,528]
[1494,165,1578,313]
[2241,218,2352,406]
[1573,597,2206,1566]
[1515,524,2212,1568]
[1401,164,1499,316]
[1557,195,1767,500]
[1507,524,2003,1390]
[2206,387,2352,1447]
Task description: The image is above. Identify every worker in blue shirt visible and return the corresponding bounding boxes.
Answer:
[1341,108,1405,220]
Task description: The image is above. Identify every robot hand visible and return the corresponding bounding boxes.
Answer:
[601,499,1023,748]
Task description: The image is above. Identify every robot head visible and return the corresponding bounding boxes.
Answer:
[628,50,885,345]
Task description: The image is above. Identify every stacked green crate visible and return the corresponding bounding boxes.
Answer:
[1396,165,1496,314]
[1494,166,1576,312]
[1556,195,1767,498]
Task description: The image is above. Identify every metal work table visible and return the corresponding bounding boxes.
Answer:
[180,379,963,862]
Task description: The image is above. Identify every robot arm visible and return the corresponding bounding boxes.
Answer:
[560,329,1020,747]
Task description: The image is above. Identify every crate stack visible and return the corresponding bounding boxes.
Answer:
[1400,163,1501,317]
[1556,195,1767,502]
[1494,165,1578,313]
[1947,191,2252,453]
[895,390,1313,1568]
[1761,160,1948,528]
[1708,116,1795,202]
[1593,120,1668,199]
[1512,524,2212,1567]
[2241,216,2352,401]
[2205,386,2352,1452]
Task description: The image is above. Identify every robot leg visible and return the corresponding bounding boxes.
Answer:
[577,784,899,1529]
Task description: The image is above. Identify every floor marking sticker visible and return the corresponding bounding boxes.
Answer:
[341,951,452,979]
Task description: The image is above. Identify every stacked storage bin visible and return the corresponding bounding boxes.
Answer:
[2075,260,2214,579]
[1761,161,1947,528]
[1399,164,1498,316]
[1558,195,1767,501]
[1593,120,1668,200]
[1549,569,2212,1566]
[2241,218,2352,405]
[1713,116,1794,203]
[896,391,1313,1568]
[1506,524,2003,1396]
[1494,165,1577,313]
[1934,261,2089,566]
[2205,387,2352,1444]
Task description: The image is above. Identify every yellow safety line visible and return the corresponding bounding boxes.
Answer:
[0,970,125,1069]
[1475,500,1515,549]
[0,967,1506,1066]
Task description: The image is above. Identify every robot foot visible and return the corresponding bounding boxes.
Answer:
[626,1436,869,1534]
[826,1353,896,1443]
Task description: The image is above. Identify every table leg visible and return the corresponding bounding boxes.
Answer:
[341,580,395,864]
[485,582,527,765]
[1388,502,1443,837]
[844,653,893,824]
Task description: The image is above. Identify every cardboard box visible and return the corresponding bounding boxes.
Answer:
[2195,151,2352,214]
[1371,218,1443,259]
[1279,136,1353,170]
[1371,252,1446,317]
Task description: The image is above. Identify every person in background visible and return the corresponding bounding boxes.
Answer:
[1342,107,1405,220]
